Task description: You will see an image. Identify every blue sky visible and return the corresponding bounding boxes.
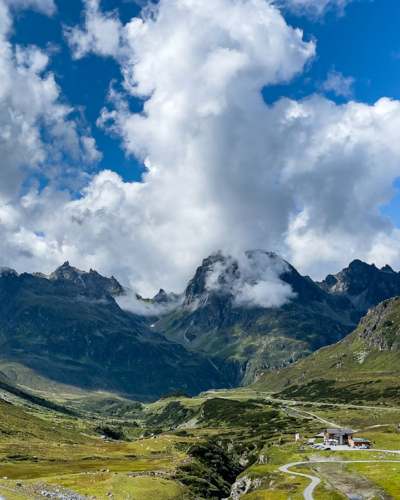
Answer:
[11,0,400,224]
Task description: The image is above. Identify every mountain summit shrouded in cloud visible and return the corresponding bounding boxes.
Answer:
[1,0,400,298]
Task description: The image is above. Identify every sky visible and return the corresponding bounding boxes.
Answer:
[1,0,400,296]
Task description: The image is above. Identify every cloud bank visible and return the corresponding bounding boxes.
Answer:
[116,291,182,317]
[1,0,400,300]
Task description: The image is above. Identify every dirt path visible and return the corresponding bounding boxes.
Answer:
[279,460,400,500]
[284,405,340,428]
[266,395,400,413]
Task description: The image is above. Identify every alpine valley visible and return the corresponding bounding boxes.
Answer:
[3,252,400,499]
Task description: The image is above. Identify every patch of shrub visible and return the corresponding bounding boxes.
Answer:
[95,425,126,440]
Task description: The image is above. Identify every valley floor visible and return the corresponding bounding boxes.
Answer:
[3,387,400,499]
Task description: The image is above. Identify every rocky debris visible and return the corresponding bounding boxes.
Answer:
[38,489,86,500]
[127,470,170,479]
[1,481,88,500]
[227,476,262,500]
[258,454,267,464]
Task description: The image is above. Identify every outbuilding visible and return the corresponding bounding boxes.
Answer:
[348,437,372,449]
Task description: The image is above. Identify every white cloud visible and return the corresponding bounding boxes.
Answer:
[5,0,56,16]
[81,136,103,164]
[277,0,352,17]
[116,290,182,316]
[322,69,354,98]
[65,0,123,59]
[2,0,400,301]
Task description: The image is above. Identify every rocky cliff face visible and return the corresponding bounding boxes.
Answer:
[358,297,400,351]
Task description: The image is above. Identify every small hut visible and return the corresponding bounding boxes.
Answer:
[348,437,372,449]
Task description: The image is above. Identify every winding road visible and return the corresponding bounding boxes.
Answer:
[280,458,400,500]
[279,462,321,500]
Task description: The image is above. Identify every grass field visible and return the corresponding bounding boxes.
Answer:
[3,385,400,499]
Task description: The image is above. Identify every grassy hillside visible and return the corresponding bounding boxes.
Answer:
[254,297,400,404]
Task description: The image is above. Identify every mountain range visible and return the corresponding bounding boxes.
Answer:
[2,252,400,401]
[0,262,233,401]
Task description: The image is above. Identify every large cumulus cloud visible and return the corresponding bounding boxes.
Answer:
[1,0,400,299]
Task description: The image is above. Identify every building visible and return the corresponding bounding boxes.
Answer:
[348,437,372,449]
[324,428,354,445]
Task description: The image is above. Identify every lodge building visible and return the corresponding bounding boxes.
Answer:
[323,428,371,448]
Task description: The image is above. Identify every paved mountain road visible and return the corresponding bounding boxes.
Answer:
[280,459,400,500]
[279,462,321,500]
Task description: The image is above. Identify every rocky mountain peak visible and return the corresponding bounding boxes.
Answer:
[348,259,376,270]
[0,267,18,277]
[152,289,180,305]
[50,262,83,281]
[381,264,395,274]
[49,262,124,297]
[183,252,231,306]
[153,289,169,303]
[319,259,400,313]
